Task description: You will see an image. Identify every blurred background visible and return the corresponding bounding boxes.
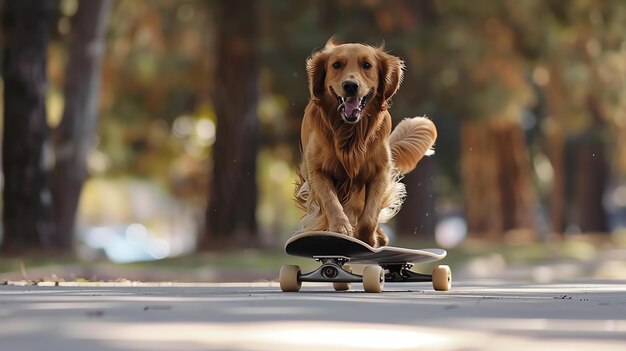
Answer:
[1,0,626,281]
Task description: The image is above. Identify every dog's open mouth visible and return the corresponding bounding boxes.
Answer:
[330,87,373,124]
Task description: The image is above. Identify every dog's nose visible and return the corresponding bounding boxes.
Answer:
[342,81,359,96]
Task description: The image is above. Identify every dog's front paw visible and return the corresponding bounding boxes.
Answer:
[329,217,353,236]
[375,227,389,246]
[355,219,379,246]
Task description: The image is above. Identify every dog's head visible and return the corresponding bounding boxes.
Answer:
[307,38,404,124]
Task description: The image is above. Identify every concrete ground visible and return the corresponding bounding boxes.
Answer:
[1,279,625,351]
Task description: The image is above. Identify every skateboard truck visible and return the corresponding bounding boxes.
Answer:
[299,260,433,284]
[298,257,362,283]
[383,263,433,283]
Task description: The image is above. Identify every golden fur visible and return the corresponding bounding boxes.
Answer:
[295,39,437,247]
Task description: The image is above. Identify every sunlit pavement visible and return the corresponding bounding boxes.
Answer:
[1,281,625,351]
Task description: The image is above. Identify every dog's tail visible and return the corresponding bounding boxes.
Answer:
[389,117,437,174]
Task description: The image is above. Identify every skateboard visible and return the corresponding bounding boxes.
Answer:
[279,231,451,293]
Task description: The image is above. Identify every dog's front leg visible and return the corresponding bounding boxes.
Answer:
[356,169,389,247]
[308,169,353,236]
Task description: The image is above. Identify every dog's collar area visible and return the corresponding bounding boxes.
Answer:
[330,87,374,124]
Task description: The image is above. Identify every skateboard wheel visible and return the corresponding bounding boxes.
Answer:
[279,265,301,292]
[333,264,351,291]
[362,265,384,293]
[432,265,451,291]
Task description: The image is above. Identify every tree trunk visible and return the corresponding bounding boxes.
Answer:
[461,121,501,239]
[491,119,536,236]
[544,65,566,238]
[573,95,609,234]
[1,0,55,254]
[51,0,112,251]
[395,157,436,238]
[202,0,260,249]
[462,119,536,241]
[574,143,608,233]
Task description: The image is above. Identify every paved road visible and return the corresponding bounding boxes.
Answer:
[1,280,625,350]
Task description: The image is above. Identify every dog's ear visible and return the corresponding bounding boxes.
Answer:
[376,50,405,109]
[324,36,338,49]
[306,38,338,101]
[306,49,329,101]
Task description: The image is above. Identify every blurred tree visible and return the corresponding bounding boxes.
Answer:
[52,0,112,250]
[202,0,260,248]
[1,0,55,253]
[574,96,609,233]
[392,0,439,238]
[567,12,612,235]
[453,14,537,241]
[543,64,567,236]
[532,1,621,236]
[395,158,437,238]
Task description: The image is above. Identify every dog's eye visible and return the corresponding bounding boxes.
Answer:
[362,62,372,70]
[332,62,342,69]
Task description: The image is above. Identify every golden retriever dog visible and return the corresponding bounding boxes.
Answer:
[294,38,438,247]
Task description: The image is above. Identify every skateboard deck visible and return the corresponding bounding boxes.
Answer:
[280,231,451,293]
[285,231,447,264]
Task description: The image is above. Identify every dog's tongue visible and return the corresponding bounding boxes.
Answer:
[344,97,359,116]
